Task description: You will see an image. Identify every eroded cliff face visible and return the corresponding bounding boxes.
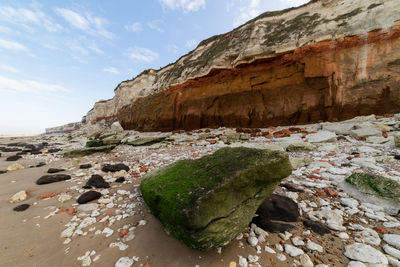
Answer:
[85,0,400,132]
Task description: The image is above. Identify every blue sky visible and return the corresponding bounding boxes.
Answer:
[0,0,308,134]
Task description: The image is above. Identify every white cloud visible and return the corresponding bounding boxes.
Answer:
[104,67,120,74]
[125,22,143,32]
[186,39,197,48]
[232,0,261,27]
[67,40,88,55]
[88,44,104,54]
[0,64,19,73]
[55,8,114,39]
[127,47,159,63]
[0,75,69,94]
[159,0,205,13]
[0,25,12,34]
[280,0,309,7]
[0,6,62,32]
[148,20,164,33]
[0,38,26,51]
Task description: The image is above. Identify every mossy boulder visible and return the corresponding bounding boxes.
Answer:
[346,173,400,202]
[63,145,116,158]
[140,147,292,250]
[395,133,400,147]
[286,142,316,152]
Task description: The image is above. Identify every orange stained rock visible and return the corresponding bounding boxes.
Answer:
[38,192,61,200]
[119,229,129,238]
[382,131,388,138]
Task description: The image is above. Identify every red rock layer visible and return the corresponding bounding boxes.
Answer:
[118,25,400,132]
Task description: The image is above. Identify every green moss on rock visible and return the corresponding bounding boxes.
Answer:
[140,147,292,250]
[346,173,400,202]
[286,143,316,152]
[86,140,104,147]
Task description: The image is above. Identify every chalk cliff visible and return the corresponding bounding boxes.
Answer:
[84,0,400,132]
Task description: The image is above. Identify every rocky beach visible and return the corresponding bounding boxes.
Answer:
[2,114,400,266]
[2,0,400,266]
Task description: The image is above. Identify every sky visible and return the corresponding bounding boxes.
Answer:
[0,0,309,134]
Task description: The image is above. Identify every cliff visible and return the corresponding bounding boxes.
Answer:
[84,0,400,132]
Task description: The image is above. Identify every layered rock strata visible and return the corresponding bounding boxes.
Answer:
[86,0,400,132]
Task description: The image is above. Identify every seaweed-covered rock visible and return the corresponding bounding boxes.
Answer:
[36,174,71,185]
[47,168,65,174]
[256,194,299,222]
[62,145,116,158]
[79,164,92,169]
[125,136,166,146]
[286,143,316,152]
[395,133,400,148]
[346,173,400,202]
[140,147,292,250]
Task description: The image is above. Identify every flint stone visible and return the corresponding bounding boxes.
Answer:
[255,194,299,222]
[77,191,102,204]
[13,204,30,212]
[303,220,331,235]
[115,177,125,183]
[6,155,22,161]
[346,173,400,202]
[36,174,71,185]
[47,168,65,174]
[344,243,388,265]
[85,174,110,188]
[102,163,130,173]
[140,147,292,250]
[79,164,92,169]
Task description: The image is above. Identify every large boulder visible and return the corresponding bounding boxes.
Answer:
[346,172,400,202]
[140,147,292,250]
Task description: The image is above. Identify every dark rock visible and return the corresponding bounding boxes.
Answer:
[77,191,102,204]
[394,154,400,160]
[85,174,110,188]
[115,177,125,183]
[279,183,304,192]
[252,216,297,233]
[6,155,22,161]
[36,162,46,167]
[62,145,116,157]
[141,147,292,250]
[0,147,22,152]
[16,152,28,156]
[13,204,30,212]
[102,163,130,172]
[48,148,62,153]
[256,194,299,222]
[30,151,41,155]
[79,164,92,169]
[82,185,92,189]
[303,220,331,235]
[47,168,65,174]
[0,170,7,174]
[36,174,71,185]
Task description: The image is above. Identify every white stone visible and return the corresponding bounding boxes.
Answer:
[77,203,99,213]
[383,234,400,250]
[247,236,258,247]
[322,123,355,135]
[344,243,388,265]
[102,227,114,237]
[291,236,305,246]
[275,244,283,251]
[284,244,304,257]
[276,254,286,261]
[78,217,96,229]
[300,254,314,267]
[265,246,276,254]
[350,127,381,138]
[384,222,400,228]
[383,244,400,260]
[247,255,259,263]
[58,194,72,203]
[386,255,400,266]
[238,256,248,267]
[306,131,337,143]
[347,261,367,267]
[309,209,346,231]
[355,228,381,246]
[109,242,128,251]
[115,257,133,267]
[306,240,323,253]
[61,226,75,238]
[9,190,28,203]
[337,232,349,239]
[340,198,359,209]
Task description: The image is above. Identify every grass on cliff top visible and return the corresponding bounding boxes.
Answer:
[140,147,288,225]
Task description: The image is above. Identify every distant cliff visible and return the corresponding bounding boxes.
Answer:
[83,0,400,132]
